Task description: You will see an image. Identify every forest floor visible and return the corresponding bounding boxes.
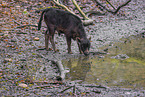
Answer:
[0,0,145,96]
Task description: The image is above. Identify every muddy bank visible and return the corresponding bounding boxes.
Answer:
[0,0,145,96]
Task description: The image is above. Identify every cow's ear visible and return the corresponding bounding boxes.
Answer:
[76,37,81,43]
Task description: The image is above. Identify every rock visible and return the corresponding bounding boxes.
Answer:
[34,37,39,41]
[18,83,28,88]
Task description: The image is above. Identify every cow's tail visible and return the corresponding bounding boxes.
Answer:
[38,9,48,30]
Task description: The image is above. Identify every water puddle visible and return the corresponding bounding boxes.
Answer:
[62,32,145,89]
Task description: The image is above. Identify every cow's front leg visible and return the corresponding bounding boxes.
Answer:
[66,37,72,54]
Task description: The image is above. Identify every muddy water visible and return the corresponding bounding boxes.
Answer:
[62,33,145,89]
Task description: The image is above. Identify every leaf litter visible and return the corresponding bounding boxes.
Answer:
[0,0,145,96]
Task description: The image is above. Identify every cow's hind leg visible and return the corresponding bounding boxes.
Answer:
[49,29,56,52]
[45,29,49,50]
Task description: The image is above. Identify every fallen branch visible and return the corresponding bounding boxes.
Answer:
[52,0,75,15]
[71,0,90,20]
[60,86,73,93]
[13,20,21,25]
[55,60,69,80]
[92,0,107,11]
[35,52,68,80]
[113,0,131,14]
[84,85,107,89]
[105,0,116,10]
[93,0,131,14]
[59,83,103,95]
[71,0,93,25]
[16,24,37,28]
[86,11,106,17]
